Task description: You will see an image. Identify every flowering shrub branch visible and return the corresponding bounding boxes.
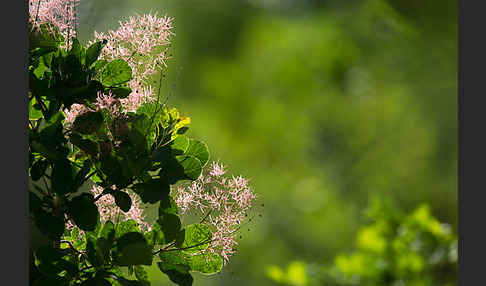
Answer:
[28,2,256,285]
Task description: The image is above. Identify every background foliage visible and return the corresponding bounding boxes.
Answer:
[71,0,457,285]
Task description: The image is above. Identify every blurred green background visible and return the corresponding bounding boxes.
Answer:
[77,0,457,285]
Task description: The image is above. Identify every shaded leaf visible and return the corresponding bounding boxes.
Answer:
[67,193,99,231]
[73,111,104,135]
[86,40,106,67]
[132,178,170,204]
[158,213,182,244]
[34,209,65,240]
[116,220,141,239]
[115,232,153,266]
[30,159,48,181]
[110,87,132,99]
[113,191,132,212]
[51,159,75,195]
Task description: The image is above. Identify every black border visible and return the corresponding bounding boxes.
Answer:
[2,0,29,285]
[459,1,486,285]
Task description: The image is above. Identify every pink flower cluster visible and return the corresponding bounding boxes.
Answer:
[174,162,257,262]
[29,0,78,43]
[90,185,152,232]
[65,185,151,233]
[65,13,173,122]
[89,13,174,112]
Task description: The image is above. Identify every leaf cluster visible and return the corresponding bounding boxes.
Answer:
[29,26,221,286]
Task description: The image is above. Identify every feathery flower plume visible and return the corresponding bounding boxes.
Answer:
[90,13,174,112]
[174,162,257,262]
[65,185,151,233]
[29,0,79,42]
[90,185,152,232]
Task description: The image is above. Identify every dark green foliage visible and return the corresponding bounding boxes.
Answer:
[73,112,104,135]
[114,232,153,266]
[30,159,48,181]
[51,159,76,195]
[113,191,132,212]
[33,209,65,240]
[67,194,100,231]
[132,178,170,204]
[86,40,107,68]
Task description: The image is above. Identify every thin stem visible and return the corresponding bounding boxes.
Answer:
[60,240,85,255]
[200,210,212,224]
[42,176,51,194]
[83,171,97,184]
[154,237,212,255]
[93,192,107,202]
[33,0,42,30]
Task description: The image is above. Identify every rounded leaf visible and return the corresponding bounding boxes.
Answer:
[186,139,210,167]
[101,59,132,87]
[113,191,132,212]
[67,193,100,231]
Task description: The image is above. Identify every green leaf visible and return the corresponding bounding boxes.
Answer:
[100,221,116,242]
[171,136,190,155]
[158,252,193,285]
[113,191,132,212]
[74,159,92,188]
[145,223,165,249]
[116,219,141,239]
[80,277,112,286]
[110,87,132,99]
[30,159,48,181]
[67,80,104,105]
[70,133,99,157]
[73,111,104,135]
[39,112,64,144]
[69,38,82,59]
[97,237,112,264]
[33,276,69,286]
[185,139,210,167]
[100,153,130,188]
[29,191,43,214]
[29,23,63,51]
[114,232,153,266]
[113,276,146,286]
[134,266,151,286]
[34,208,65,240]
[159,155,202,184]
[189,253,224,274]
[132,178,170,204]
[51,159,75,195]
[181,224,212,253]
[92,59,108,73]
[158,252,190,271]
[176,155,203,181]
[158,213,182,244]
[159,196,179,216]
[34,246,76,277]
[158,265,193,286]
[71,227,80,240]
[67,193,100,231]
[86,233,104,267]
[101,59,132,87]
[86,40,106,67]
[29,98,44,120]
